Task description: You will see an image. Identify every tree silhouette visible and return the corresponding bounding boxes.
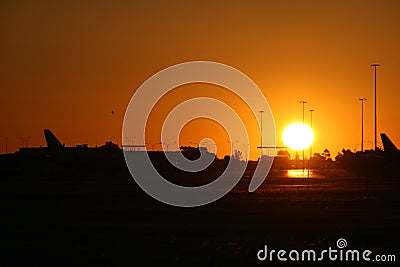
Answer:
[323,149,331,160]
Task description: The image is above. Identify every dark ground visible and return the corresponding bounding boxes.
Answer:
[0,157,399,266]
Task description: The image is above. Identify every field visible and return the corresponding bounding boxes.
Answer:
[1,162,399,266]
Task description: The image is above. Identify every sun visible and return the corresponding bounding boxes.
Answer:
[282,122,314,150]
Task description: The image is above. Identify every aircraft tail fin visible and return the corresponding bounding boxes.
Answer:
[380,133,399,153]
[44,129,64,151]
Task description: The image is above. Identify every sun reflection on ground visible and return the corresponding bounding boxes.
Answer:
[287,169,312,178]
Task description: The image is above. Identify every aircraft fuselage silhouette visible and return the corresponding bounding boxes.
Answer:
[42,129,121,162]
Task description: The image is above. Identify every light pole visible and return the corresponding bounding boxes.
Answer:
[232,140,239,155]
[308,109,314,185]
[300,101,307,124]
[26,137,31,148]
[371,64,380,151]
[300,101,307,169]
[309,109,314,158]
[359,98,367,152]
[259,110,264,158]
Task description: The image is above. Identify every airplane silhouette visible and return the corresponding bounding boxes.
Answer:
[42,129,120,163]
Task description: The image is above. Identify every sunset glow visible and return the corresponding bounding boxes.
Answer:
[1,1,400,160]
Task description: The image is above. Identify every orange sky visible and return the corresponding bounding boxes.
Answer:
[1,0,400,160]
